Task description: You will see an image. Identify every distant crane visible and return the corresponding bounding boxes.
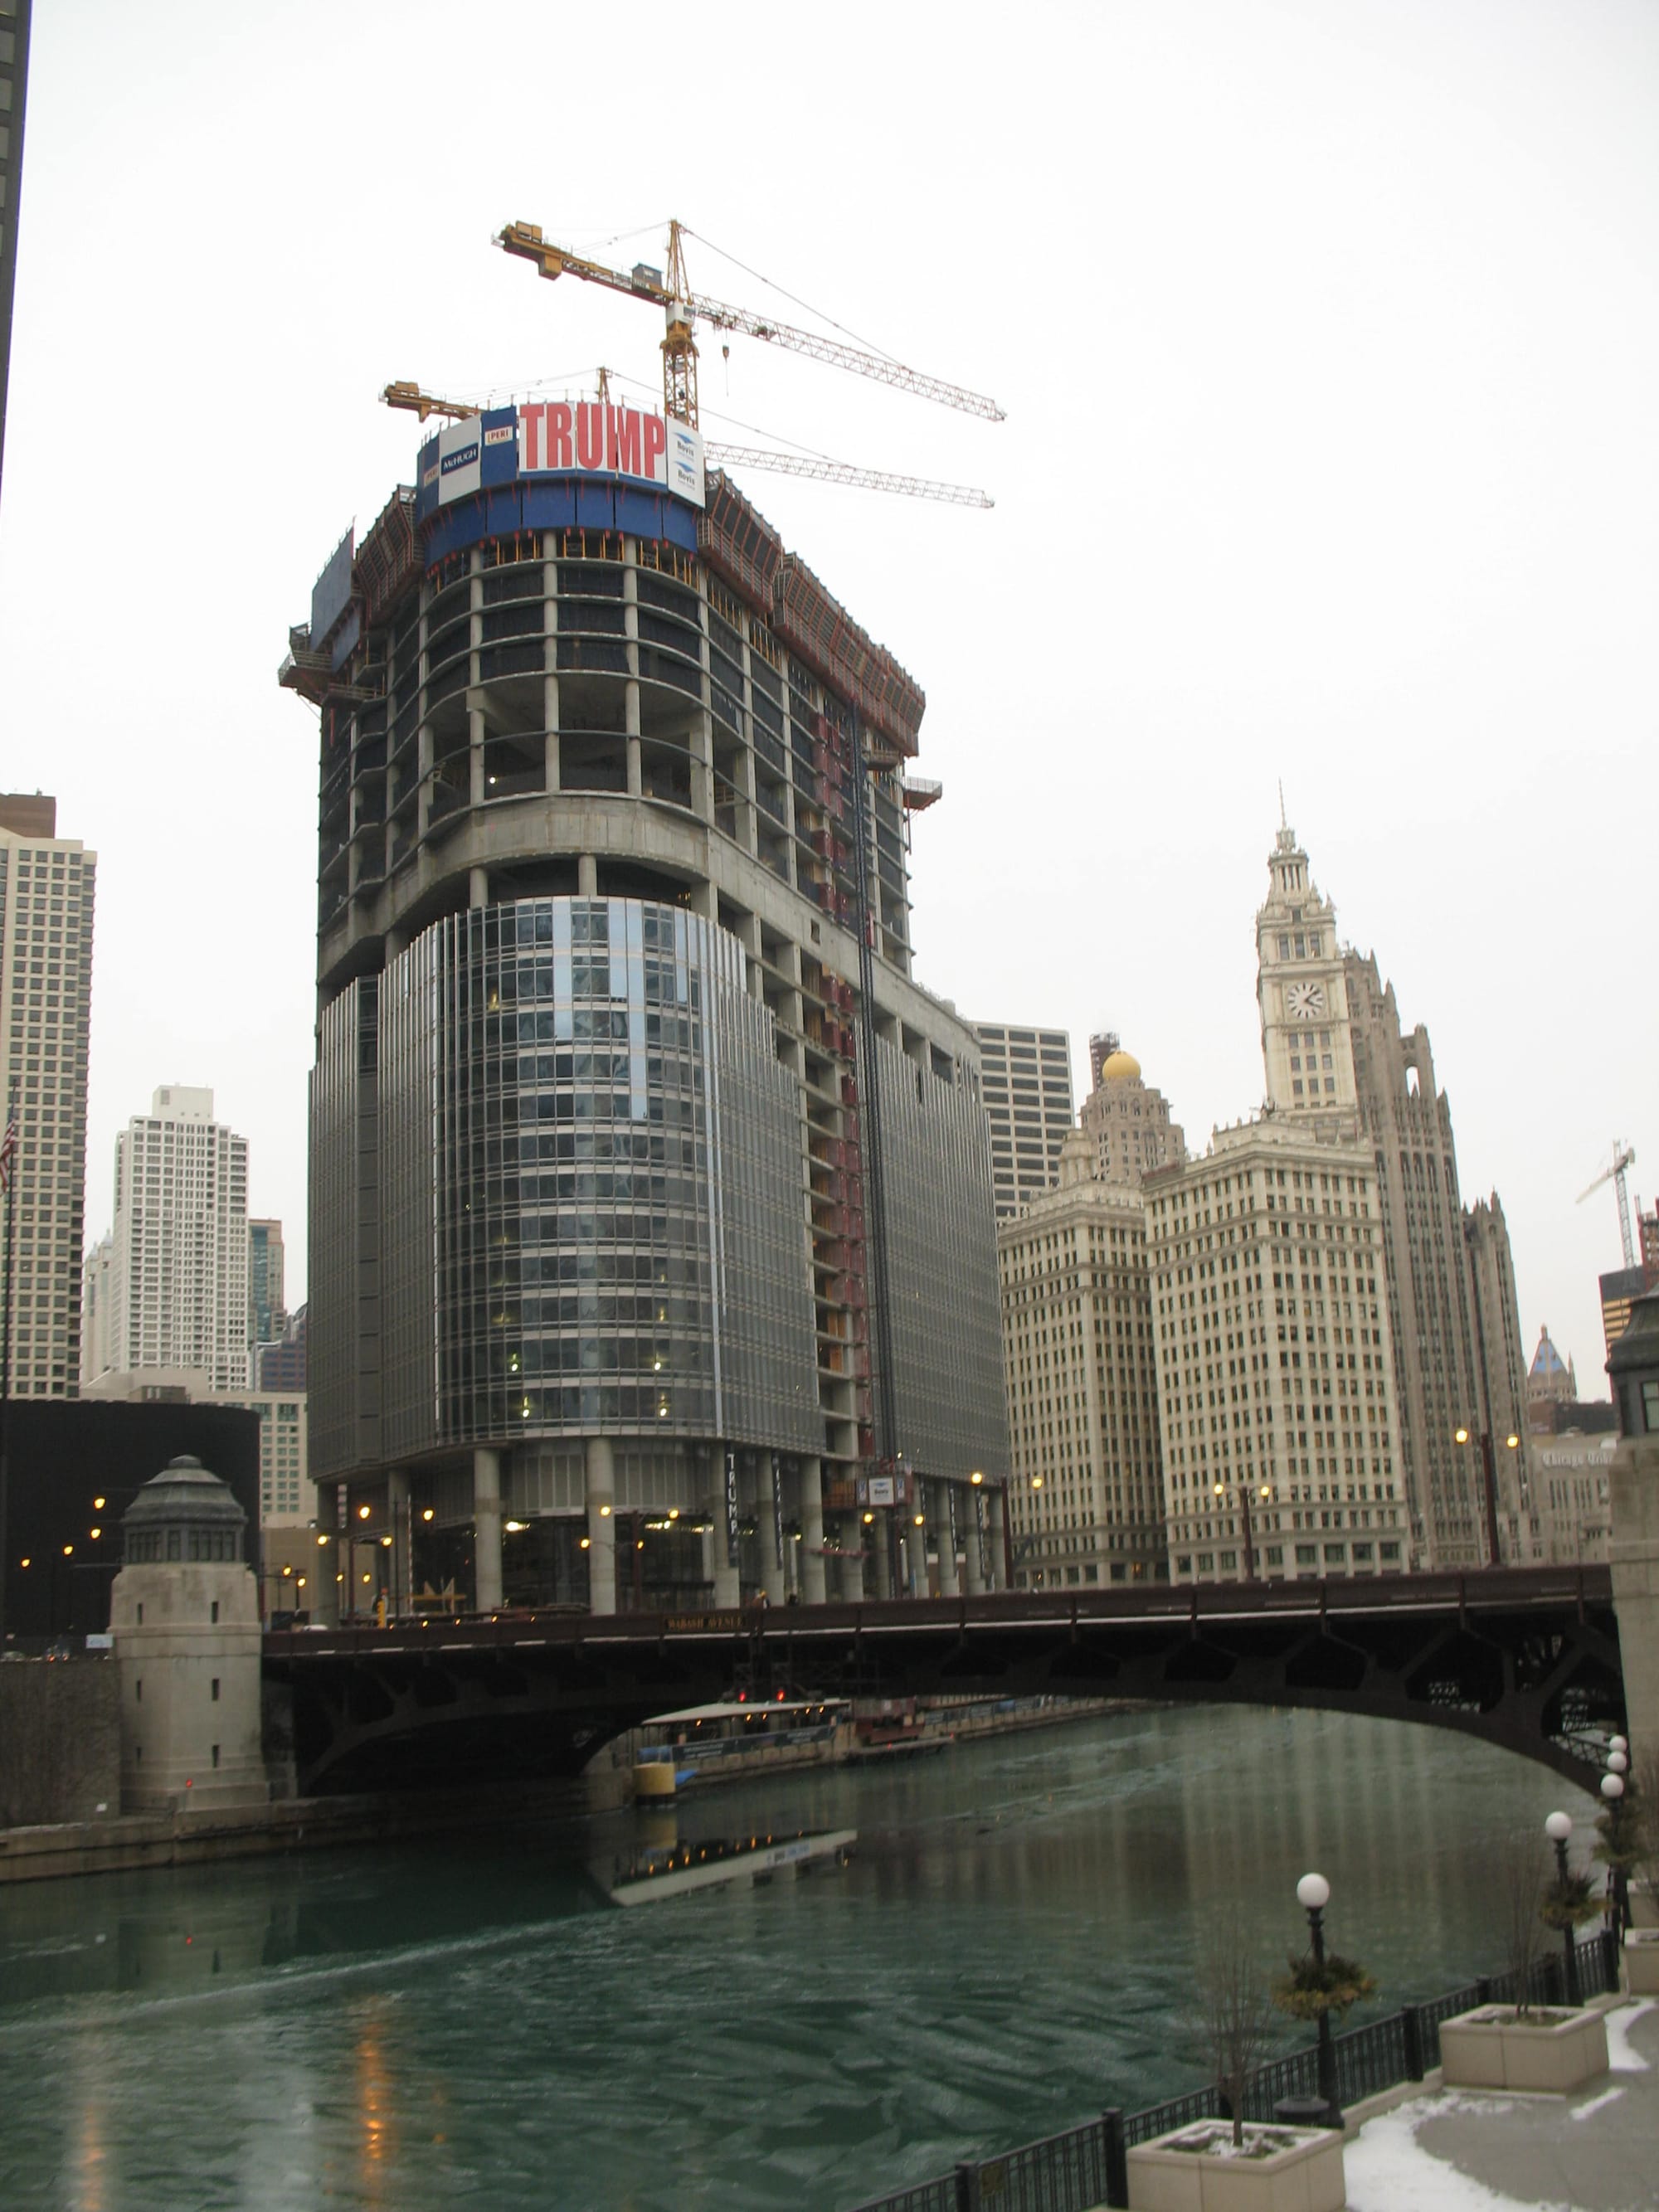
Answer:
[494,218,1005,431]
[1578,1141,1637,1268]
[379,381,993,508]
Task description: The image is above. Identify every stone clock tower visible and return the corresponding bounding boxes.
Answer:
[1255,820,1358,1116]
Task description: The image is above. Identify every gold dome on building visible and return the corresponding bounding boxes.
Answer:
[1100,1048,1141,1082]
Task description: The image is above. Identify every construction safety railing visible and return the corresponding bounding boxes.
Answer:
[844,1931,1623,2212]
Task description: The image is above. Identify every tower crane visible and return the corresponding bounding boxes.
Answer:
[494,219,1005,430]
[380,382,993,508]
[1578,1140,1637,1269]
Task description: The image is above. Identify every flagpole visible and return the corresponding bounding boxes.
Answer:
[0,1085,17,1650]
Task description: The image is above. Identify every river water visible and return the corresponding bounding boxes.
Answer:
[0,1705,1601,2212]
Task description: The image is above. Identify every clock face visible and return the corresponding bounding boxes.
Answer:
[1286,982,1326,1018]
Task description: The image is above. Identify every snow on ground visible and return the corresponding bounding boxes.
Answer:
[1570,2084,1627,2121]
[1343,2094,1574,2212]
[1603,2001,1653,2072]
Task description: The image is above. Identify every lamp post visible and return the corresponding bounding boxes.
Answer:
[1603,1741,1632,1933]
[1545,1811,1582,2005]
[1213,1480,1272,1581]
[1297,1871,1341,2127]
[1453,1427,1520,1568]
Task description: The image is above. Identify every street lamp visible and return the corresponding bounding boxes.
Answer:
[1452,1427,1520,1568]
[1297,1872,1342,2127]
[1545,1811,1581,2005]
[1213,1480,1272,1581]
[1602,1766,1631,1932]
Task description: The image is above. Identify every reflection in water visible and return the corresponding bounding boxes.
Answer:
[356,2004,394,2209]
[608,1826,857,1906]
[0,1707,1601,2212]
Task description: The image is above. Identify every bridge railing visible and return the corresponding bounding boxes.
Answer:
[843,1932,1621,2212]
[261,1563,1615,1658]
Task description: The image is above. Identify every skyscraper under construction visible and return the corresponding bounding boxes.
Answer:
[282,401,1010,1618]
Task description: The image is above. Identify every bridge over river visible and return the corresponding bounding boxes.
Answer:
[263,1564,1624,1796]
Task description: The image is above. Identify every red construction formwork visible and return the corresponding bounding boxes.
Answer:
[774,554,925,760]
[697,473,785,608]
[354,488,421,630]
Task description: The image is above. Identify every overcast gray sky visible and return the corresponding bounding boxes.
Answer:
[2,0,1652,1396]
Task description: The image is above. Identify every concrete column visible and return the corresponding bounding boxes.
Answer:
[986,1485,1008,1592]
[691,709,714,822]
[578,853,598,899]
[839,1519,865,1603]
[543,672,561,794]
[625,677,643,797]
[314,1529,342,1626]
[469,705,487,808]
[385,925,406,962]
[760,1456,786,1606]
[964,1489,988,1596]
[469,866,489,910]
[416,722,434,839]
[713,1448,741,1608]
[799,1458,826,1605]
[586,1436,616,1616]
[933,1481,961,1597]
[1610,1429,1659,1759]
[903,1514,929,1599]
[474,1448,504,1612]
[387,1467,410,1619]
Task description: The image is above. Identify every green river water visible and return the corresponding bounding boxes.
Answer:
[0,1704,1601,2212]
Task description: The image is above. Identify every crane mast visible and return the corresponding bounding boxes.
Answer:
[1577,1140,1637,1269]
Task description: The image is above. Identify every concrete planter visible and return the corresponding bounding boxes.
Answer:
[1630,1889,1659,1931]
[1623,1930,1659,1994]
[1126,2121,1345,2212]
[1438,2003,1608,2093]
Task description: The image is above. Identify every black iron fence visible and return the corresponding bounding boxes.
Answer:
[845,1931,1622,2212]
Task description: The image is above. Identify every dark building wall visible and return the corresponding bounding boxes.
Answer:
[0,0,29,502]
[0,1656,119,1824]
[2,1400,260,1641]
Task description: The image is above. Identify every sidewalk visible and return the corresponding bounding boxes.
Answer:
[1343,1996,1659,2211]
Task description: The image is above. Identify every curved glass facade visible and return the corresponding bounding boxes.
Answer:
[331,897,818,1461]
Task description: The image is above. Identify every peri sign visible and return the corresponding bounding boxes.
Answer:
[423,401,704,511]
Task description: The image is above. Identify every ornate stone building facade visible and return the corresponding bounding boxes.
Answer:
[1001,1122,1167,1589]
[1146,1117,1407,1583]
[1254,819,1530,1567]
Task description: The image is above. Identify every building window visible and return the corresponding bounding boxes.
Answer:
[1295,1544,1317,1566]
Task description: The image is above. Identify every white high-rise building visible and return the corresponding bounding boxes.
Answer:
[972,1023,1076,1218]
[87,1087,251,1392]
[1146,1118,1407,1584]
[0,795,96,1398]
